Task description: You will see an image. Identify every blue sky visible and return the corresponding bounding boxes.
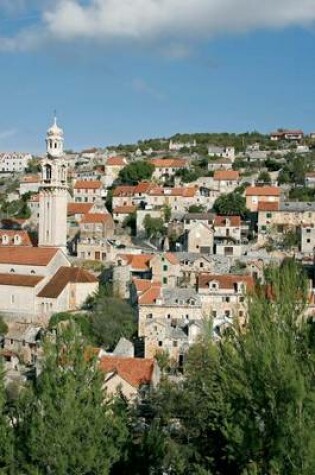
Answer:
[0,1,315,153]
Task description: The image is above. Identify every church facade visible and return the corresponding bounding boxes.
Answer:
[0,118,99,325]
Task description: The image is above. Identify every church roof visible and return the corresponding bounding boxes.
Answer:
[37,266,98,299]
[0,273,44,287]
[0,247,59,266]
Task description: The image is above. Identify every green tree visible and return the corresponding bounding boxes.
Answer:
[0,316,8,335]
[91,297,137,350]
[257,170,272,184]
[213,192,247,216]
[15,327,128,474]
[118,161,154,184]
[135,260,315,474]
[123,212,137,235]
[143,215,165,239]
[188,204,206,213]
[0,361,13,471]
[163,205,172,223]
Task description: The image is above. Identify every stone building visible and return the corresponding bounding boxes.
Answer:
[197,273,254,331]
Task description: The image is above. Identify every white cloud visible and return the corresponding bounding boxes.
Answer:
[2,0,315,50]
[43,0,315,40]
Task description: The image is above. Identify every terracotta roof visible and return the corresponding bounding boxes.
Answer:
[112,185,136,197]
[150,158,187,168]
[0,247,59,266]
[245,186,281,197]
[106,156,127,166]
[148,186,196,197]
[0,273,43,287]
[257,202,279,212]
[164,252,178,265]
[68,203,93,216]
[198,273,254,291]
[80,213,112,224]
[138,283,162,305]
[213,170,239,180]
[117,253,153,271]
[134,182,154,194]
[306,172,315,178]
[214,216,241,227]
[74,180,102,190]
[113,205,137,214]
[99,356,156,388]
[133,278,155,293]
[0,230,33,247]
[21,175,40,183]
[37,266,98,298]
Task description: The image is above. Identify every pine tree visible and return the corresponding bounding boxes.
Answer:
[15,326,128,474]
[0,360,13,471]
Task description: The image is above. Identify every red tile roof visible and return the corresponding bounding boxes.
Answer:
[113,205,137,214]
[246,186,281,197]
[148,186,196,197]
[0,247,59,266]
[117,253,153,271]
[214,216,241,227]
[106,156,127,166]
[133,278,154,293]
[74,180,102,190]
[257,202,279,212]
[0,230,33,247]
[99,356,156,388]
[213,170,239,180]
[198,273,254,291]
[112,185,136,197]
[67,203,93,216]
[138,283,162,305]
[150,158,187,168]
[134,182,154,194]
[0,273,44,287]
[37,266,98,298]
[80,213,112,224]
[164,252,178,265]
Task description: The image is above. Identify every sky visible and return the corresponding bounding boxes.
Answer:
[0,0,315,153]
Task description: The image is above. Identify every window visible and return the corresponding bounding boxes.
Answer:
[266,213,272,218]
[11,295,15,304]
[147,313,153,319]
[158,341,163,347]
[163,265,168,271]
[10,268,15,273]
[212,310,217,318]
[30,270,36,275]
[173,341,178,347]
[307,229,311,234]
[224,296,230,303]
[200,262,204,268]
[307,239,311,243]
[239,296,245,303]
[163,277,168,284]
[225,310,230,317]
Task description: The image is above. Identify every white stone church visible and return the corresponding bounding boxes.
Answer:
[0,118,99,324]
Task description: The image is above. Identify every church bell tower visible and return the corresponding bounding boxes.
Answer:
[38,116,68,251]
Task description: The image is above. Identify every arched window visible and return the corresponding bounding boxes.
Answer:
[14,235,21,245]
[2,235,8,245]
